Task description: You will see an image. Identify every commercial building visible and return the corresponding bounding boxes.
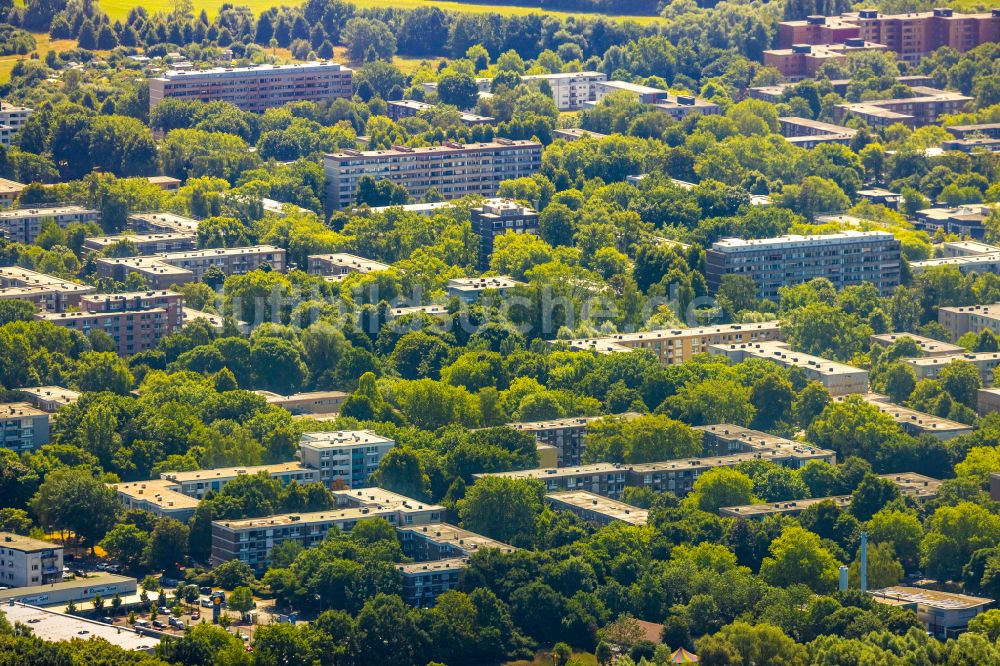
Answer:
[110,479,200,522]
[519,71,606,110]
[298,430,395,489]
[870,333,965,357]
[386,100,495,125]
[447,276,524,302]
[0,603,160,651]
[306,253,391,278]
[559,321,784,366]
[834,87,973,128]
[161,462,318,500]
[211,499,442,568]
[704,231,902,301]
[323,140,543,211]
[506,413,640,467]
[0,534,62,587]
[939,303,1000,340]
[710,341,869,396]
[779,117,858,148]
[0,206,100,244]
[546,491,648,526]
[764,41,889,80]
[36,290,184,357]
[0,403,49,453]
[16,386,80,413]
[253,390,349,415]
[82,232,197,255]
[95,245,286,289]
[128,212,200,235]
[0,267,95,311]
[904,351,1000,383]
[0,574,136,607]
[149,62,353,113]
[870,587,994,638]
[592,80,669,105]
[834,393,972,440]
[471,198,539,269]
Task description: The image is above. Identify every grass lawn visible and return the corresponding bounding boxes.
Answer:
[0,33,77,83]
[98,0,662,24]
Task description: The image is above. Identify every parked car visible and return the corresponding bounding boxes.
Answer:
[190,611,200,620]
[200,599,213,608]
[152,620,166,629]
[169,617,185,629]
[101,617,113,624]
[199,586,212,595]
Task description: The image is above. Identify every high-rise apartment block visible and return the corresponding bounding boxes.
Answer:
[149,62,353,113]
[323,140,542,211]
[0,206,100,245]
[705,231,901,302]
[297,430,395,489]
[471,198,539,269]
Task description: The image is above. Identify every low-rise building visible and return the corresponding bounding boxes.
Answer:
[397,523,516,562]
[652,94,721,121]
[695,424,836,462]
[979,387,1000,415]
[128,212,200,235]
[471,199,539,269]
[298,430,395,489]
[939,303,1000,341]
[710,341,869,396]
[764,41,888,80]
[0,574,136,607]
[835,393,972,440]
[363,201,457,217]
[506,413,640,467]
[254,390,349,415]
[939,241,1000,257]
[0,603,160,651]
[779,117,858,148]
[386,100,495,125]
[0,178,24,207]
[447,276,524,302]
[0,403,49,453]
[306,253,391,278]
[146,176,181,191]
[870,587,993,638]
[0,533,62,587]
[0,267,94,311]
[546,491,648,526]
[834,87,972,128]
[111,479,199,522]
[912,203,997,240]
[519,71,606,110]
[593,80,669,105]
[16,386,80,412]
[903,351,1000,384]
[96,245,286,289]
[557,321,783,366]
[909,253,1000,275]
[181,308,249,335]
[397,557,469,608]
[0,206,100,244]
[870,333,966,357]
[82,232,197,255]
[161,462,318,499]
[552,128,609,141]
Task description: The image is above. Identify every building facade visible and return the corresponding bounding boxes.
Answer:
[710,341,870,395]
[0,267,95,312]
[149,62,353,112]
[471,199,539,269]
[306,253,391,278]
[95,245,286,289]
[0,207,100,245]
[323,140,542,211]
[0,403,49,453]
[82,232,197,255]
[298,430,395,489]
[0,533,62,588]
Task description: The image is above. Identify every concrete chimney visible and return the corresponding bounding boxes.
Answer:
[860,531,869,593]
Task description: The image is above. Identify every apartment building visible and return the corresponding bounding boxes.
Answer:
[653,94,722,121]
[147,176,182,191]
[0,403,49,453]
[298,430,395,489]
[904,351,1000,384]
[711,341,870,396]
[559,321,784,366]
[834,393,972,440]
[764,41,889,80]
[447,276,525,302]
[695,424,836,463]
[397,558,469,607]
[128,212,200,235]
[0,103,32,147]
[149,62,353,113]
[95,245,286,289]
[778,14,862,47]
[17,386,80,413]
[870,332,965,357]
[386,100,495,125]
[506,413,640,467]
[704,231,902,301]
[363,201,456,217]
[0,534,62,587]
[593,80,669,105]
[834,87,972,128]
[939,303,1000,341]
[161,462,318,500]
[520,71,606,110]
[779,117,858,148]
[110,479,200,522]
[82,232,197,255]
[211,500,442,568]
[306,253,391,278]
[0,267,95,311]
[948,123,1000,140]
[480,443,835,499]
[253,390,349,415]
[471,198,539,269]
[0,178,24,207]
[978,388,1000,415]
[910,253,1000,274]
[82,290,184,328]
[0,206,100,245]
[546,491,648,526]
[912,203,996,240]
[853,8,1000,63]
[940,240,1000,257]
[323,140,543,211]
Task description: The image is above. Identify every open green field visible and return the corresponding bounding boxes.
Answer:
[0,33,78,83]
[98,0,662,24]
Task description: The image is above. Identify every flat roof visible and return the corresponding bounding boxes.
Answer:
[779,116,858,135]
[397,557,469,575]
[0,206,96,219]
[904,351,1000,368]
[713,341,868,378]
[554,128,609,139]
[16,386,80,407]
[546,491,648,525]
[870,333,965,356]
[157,60,350,79]
[711,230,894,249]
[559,321,782,349]
[0,574,134,602]
[84,232,195,246]
[448,276,524,290]
[81,290,180,302]
[598,80,666,94]
[0,533,60,553]
[309,253,391,273]
[397,522,516,554]
[161,462,313,484]
[111,480,199,510]
[216,500,437,530]
[870,586,993,610]
[332,487,430,507]
[0,402,48,418]
[0,603,160,651]
[299,429,394,448]
[0,267,94,292]
[327,140,540,159]
[507,412,640,432]
[37,308,169,323]
[389,304,450,317]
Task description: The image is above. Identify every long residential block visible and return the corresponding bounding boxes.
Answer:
[95,245,285,289]
[82,232,197,255]
[0,267,95,311]
[834,87,972,128]
[939,303,1000,341]
[710,341,869,395]
[704,231,901,302]
[149,62,353,113]
[903,351,1000,384]
[0,206,100,245]
[323,140,542,212]
[161,462,318,500]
